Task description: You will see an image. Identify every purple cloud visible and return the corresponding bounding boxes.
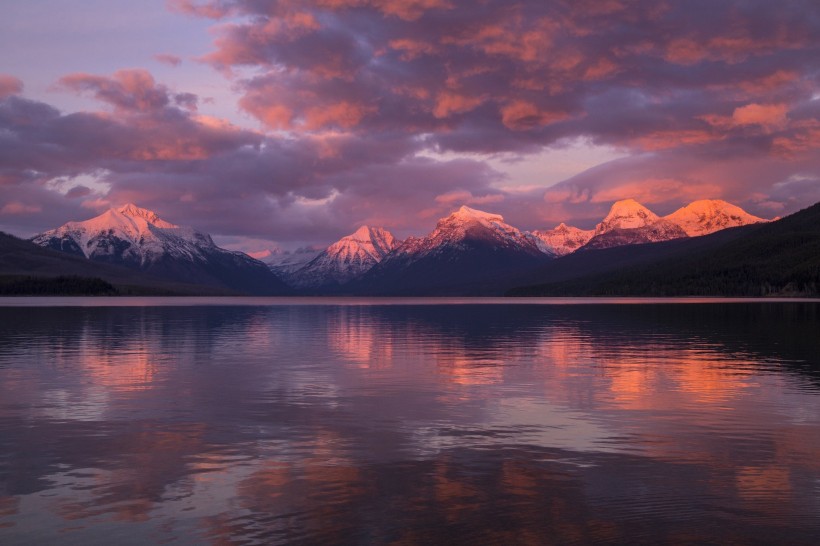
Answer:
[2,0,820,250]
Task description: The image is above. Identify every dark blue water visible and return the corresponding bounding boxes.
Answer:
[1,298,819,544]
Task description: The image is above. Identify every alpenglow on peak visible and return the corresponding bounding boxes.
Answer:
[117,203,164,223]
[595,199,660,234]
[451,205,505,223]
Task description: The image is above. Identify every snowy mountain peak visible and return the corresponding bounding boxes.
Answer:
[29,204,288,294]
[262,246,323,276]
[32,204,213,263]
[383,205,551,268]
[116,203,168,225]
[664,199,767,236]
[532,223,595,256]
[327,225,398,259]
[449,205,505,224]
[342,226,398,255]
[351,225,374,239]
[596,199,659,234]
[284,226,401,288]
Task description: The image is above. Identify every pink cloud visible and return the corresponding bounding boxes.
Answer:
[304,101,376,130]
[0,74,23,98]
[590,178,725,205]
[58,70,171,113]
[388,38,437,60]
[1,202,41,215]
[500,100,569,131]
[167,0,232,19]
[432,92,484,119]
[434,190,504,205]
[5,1,820,245]
[732,103,789,130]
[154,53,183,67]
[318,0,452,21]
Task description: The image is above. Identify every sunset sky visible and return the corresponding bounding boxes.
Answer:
[1,0,819,251]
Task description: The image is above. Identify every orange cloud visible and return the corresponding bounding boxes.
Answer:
[664,38,706,65]
[375,0,453,20]
[591,178,724,204]
[582,58,619,80]
[731,103,789,130]
[304,101,376,129]
[240,99,294,129]
[633,129,719,150]
[432,92,484,118]
[443,16,557,63]
[772,123,820,155]
[500,100,569,130]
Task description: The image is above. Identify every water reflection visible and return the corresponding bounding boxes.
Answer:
[0,302,819,544]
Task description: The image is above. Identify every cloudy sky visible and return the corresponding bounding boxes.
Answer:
[1,0,819,251]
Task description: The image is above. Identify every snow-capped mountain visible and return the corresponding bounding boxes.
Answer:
[583,199,687,250]
[386,206,550,263]
[258,247,323,277]
[664,199,767,236]
[355,206,554,295]
[583,219,688,250]
[594,198,660,234]
[31,204,289,295]
[578,198,769,251]
[288,226,400,289]
[580,199,687,250]
[33,203,213,263]
[531,223,595,256]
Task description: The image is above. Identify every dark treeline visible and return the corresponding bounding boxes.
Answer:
[0,275,117,296]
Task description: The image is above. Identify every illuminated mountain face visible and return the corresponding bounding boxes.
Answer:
[31,204,288,295]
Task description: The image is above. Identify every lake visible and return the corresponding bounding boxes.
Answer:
[1,298,819,544]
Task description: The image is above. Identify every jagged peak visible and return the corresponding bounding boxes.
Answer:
[549,222,589,233]
[350,225,374,239]
[346,225,393,242]
[116,203,163,223]
[325,225,399,258]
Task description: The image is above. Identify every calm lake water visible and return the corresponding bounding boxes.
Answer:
[1,298,819,545]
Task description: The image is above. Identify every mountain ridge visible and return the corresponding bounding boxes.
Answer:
[30,204,289,295]
[508,201,820,297]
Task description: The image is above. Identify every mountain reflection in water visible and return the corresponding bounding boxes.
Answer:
[0,300,819,545]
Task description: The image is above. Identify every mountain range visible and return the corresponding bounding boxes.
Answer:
[509,200,820,297]
[8,197,812,296]
[243,199,768,294]
[29,204,289,295]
